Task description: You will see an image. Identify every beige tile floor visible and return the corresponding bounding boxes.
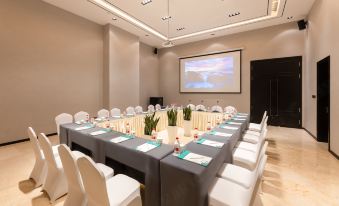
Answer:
[0,126,338,206]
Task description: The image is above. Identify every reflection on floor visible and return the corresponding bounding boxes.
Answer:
[0,126,338,206]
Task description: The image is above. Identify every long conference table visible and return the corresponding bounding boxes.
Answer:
[59,111,249,206]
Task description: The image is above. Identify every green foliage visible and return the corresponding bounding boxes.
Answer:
[183,106,192,121]
[167,108,178,126]
[144,113,160,135]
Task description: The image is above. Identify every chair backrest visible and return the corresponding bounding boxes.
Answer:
[55,113,73,135]
[126,107,135,115]
[148,105,155,113]
[135,106,143,114]
[110,108,121,117]
[28,127,44,161]
[58,144,85,195]
[224,106,237,114]
[211,105,223,113]
[39,133,58,170]
[260,111,267,126]
[196,104,206,111]
[187,104,195,110]
[155,104,161,111]
[74,111,89,122]
[97,109,109,118]
[77,156,110,206]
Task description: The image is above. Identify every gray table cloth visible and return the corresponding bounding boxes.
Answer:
[59,124,174,206]
[160,117,249,206]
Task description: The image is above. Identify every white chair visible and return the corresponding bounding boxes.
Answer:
[55,113,73,136]
[39,133,68,203]
[97,109,110,119]
[243,116,268,144]
[196,104,206,111]
[126,107,135,115]
[77,156,141,206]
[209,177,253,206]
[134,106,143,114]
[211,105,223,113]
[155,104,161,111]
[148,105,155,113]
[187,104,195,110]
[74,111,89,122]
[58,144,114,206]
[248,111,267,132]
[217,163,256,190]
[224,106,237,115]
[28,127,48,187]
[110,108,121,117]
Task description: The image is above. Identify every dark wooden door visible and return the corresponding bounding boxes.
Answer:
[317,56,330,143]
[250,57,302,128]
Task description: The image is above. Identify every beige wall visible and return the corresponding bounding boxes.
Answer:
[159,23,305,116]
[139,43,160,109]
[103,24,140,110]
[305,0,339,155]
[0,0,104,143]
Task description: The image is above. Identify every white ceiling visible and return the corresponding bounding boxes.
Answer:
[41,0,316,48]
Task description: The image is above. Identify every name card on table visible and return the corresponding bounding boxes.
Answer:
[177,150,212,167]
[90,130,110,136]
[110,135,134,143]
[197,138,224,148]
[236,115,247,118]
[75,125,93,131]
[219,125,238,130]
[136,141,161,153]
[226,122,242,125]
[237,113,248,116]
[209,131,232,137]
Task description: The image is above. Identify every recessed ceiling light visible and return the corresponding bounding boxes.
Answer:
[176,27,185,31]
[141,0,152,6]
[112,17,117,21]
[162,40,175,47]
[287,16,294,20]
[161,16,172,21]
[145,34,149,37]
[210,33,215,36]
[228,12,240,17]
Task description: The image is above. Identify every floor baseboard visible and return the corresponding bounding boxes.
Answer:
[0,132,57,147]
[329,149,339,160]
[303,127,317,140]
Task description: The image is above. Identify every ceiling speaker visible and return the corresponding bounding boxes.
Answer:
[297,20,308,30]
[153,48,158,55]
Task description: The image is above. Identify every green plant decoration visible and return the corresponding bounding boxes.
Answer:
[167,108,178,126]
[183,106,192,121]
[144,113,160,135]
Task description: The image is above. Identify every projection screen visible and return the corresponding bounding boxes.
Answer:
[180,50,241,93]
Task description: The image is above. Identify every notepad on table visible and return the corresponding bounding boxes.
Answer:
[136,141,160,153]
[227,122,242,125]
[236,115,247,118]
[177,150,212,167]
[197,138,224,148]
[110,135,133,143]
[232,118,246,121]
[237,113,248,116]
[90,130,109,136]
[75,125,93,131]
[209,131,232,137]
[220,125,238,130]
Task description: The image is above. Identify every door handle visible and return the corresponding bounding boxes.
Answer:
[326,107,329,113]
[269,80,272,116]
[277,79,279,116]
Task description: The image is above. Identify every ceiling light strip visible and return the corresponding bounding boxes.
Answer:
[170,0,282,41]
[88,0,167,40]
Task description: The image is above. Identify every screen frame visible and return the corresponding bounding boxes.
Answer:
[179,49,242,94]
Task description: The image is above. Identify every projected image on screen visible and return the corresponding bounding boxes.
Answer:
[184,57,234,89]
[180,51,241,93]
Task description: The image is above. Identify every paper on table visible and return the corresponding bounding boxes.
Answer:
[209,131,232,137]
[112,115,121,118]
[227,122,242,125]
[90,130,108,136]
[220,125,238,130]
[232,118,246,121]
[197,138,224,148]
[75,125,93,131]
[236,115,247,118]
[136,141,160,153]
[110,135,133,143]
[178,150,212,167]
[237,113,248,116]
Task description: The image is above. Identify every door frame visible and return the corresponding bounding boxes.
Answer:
[317,56,331,149]
[250,56,303,128]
